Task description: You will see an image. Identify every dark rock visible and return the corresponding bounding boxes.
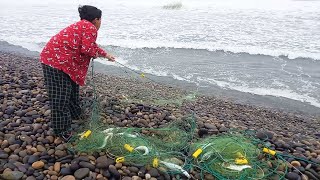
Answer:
[21,117,32,124]
[198,128,209,137]
[138,167,146,178]
[0,120,11,127]
[108,165,120,179]
[17,165,27,173]
[56,155,73,162]
[304,171,318,180]
[310,158,320,164]
[305,169,320,179]
[32,124,42,131]
[0,152,9,159]
[8,154,19,161]
[27,155,39,164]
[55,144,66,151]
[15,111,26,117]
[60,168,73,175]
[204,123,216,129]
[299,161,307,168]
[26,110,37,116]
[96,156,114,169]
[295,147,306,152]
[70,163,80,172]
[78,156,90,162]
[9,122,19,127]
[128,166,139,173]
[256,130,274,140]
[0,159,7,171]
[4,162,16,170]
[60,159,72,164]
[26,168,34,176]
[148,168,160,177]
[35,174,44,180]
[79,161,95,171]
[54,150,66,157]
[20,135,32,144]
[74,168,90,179]
[102,170,111,178]
[26,176,36,180]
[39,155,51,160]
[5,106,15,115]
[285,172,300,180]
[219,126,228,132]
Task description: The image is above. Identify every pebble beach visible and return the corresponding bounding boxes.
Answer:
[0,52,319,180]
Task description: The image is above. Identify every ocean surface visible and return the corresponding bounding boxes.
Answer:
[0,0,319,115]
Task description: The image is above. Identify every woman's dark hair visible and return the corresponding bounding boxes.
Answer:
[78,5,102,22]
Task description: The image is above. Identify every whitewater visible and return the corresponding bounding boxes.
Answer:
[0,0,319,112]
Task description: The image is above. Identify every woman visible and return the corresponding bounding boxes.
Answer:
[40,5,115,141]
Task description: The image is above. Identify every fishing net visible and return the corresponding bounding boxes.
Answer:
[134,114,197,152]
[189,132,287,180]
[71,119,194,178]
[72,115,196,154]
[113,82,198,107]
[69,60,290,179]
[105,61,199,107]
[71,58,198,155]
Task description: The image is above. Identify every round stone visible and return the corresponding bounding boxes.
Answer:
[31,161,44,169]
[74,168,90,179]
[61,175,76,180]
[290,161,301,168]
[285,172,300,180]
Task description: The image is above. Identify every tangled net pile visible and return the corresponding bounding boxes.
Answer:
[71,114,197,178]
[189,132,286,179]
[68,60,288,179]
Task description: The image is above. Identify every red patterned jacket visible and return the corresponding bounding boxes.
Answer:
[40,19,107,86]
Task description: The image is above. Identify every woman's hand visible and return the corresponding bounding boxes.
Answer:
[105,54,115,62]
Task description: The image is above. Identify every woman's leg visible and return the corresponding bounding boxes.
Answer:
[42,64,73,136]
[69,80,82,120]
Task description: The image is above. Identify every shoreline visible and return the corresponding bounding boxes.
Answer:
[0,52,319,179]
[92,60,320,118]
[1,40,319,117]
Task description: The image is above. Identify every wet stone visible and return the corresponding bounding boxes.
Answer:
[26,176,36,180]
[20,135,32,144]
[60,168,73,176]
[148,168,160,177]
[5,106,15,115]
[79,161,95,171]
[61,175,76,180]
[96,156,113,169]
[0,171,24,180]
[74,168,90,179]
[256,130,274,140]
[109,165,120,179]
[204,123,216,129]
[285,172,300,180]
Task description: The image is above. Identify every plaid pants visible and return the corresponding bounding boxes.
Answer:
[42,64,82,134]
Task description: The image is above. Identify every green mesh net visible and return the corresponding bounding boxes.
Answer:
[134,114,196,152]
[121,91,198,107]
[68,60,290,179]
[189,133,287,180]
[70,118,195,178]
